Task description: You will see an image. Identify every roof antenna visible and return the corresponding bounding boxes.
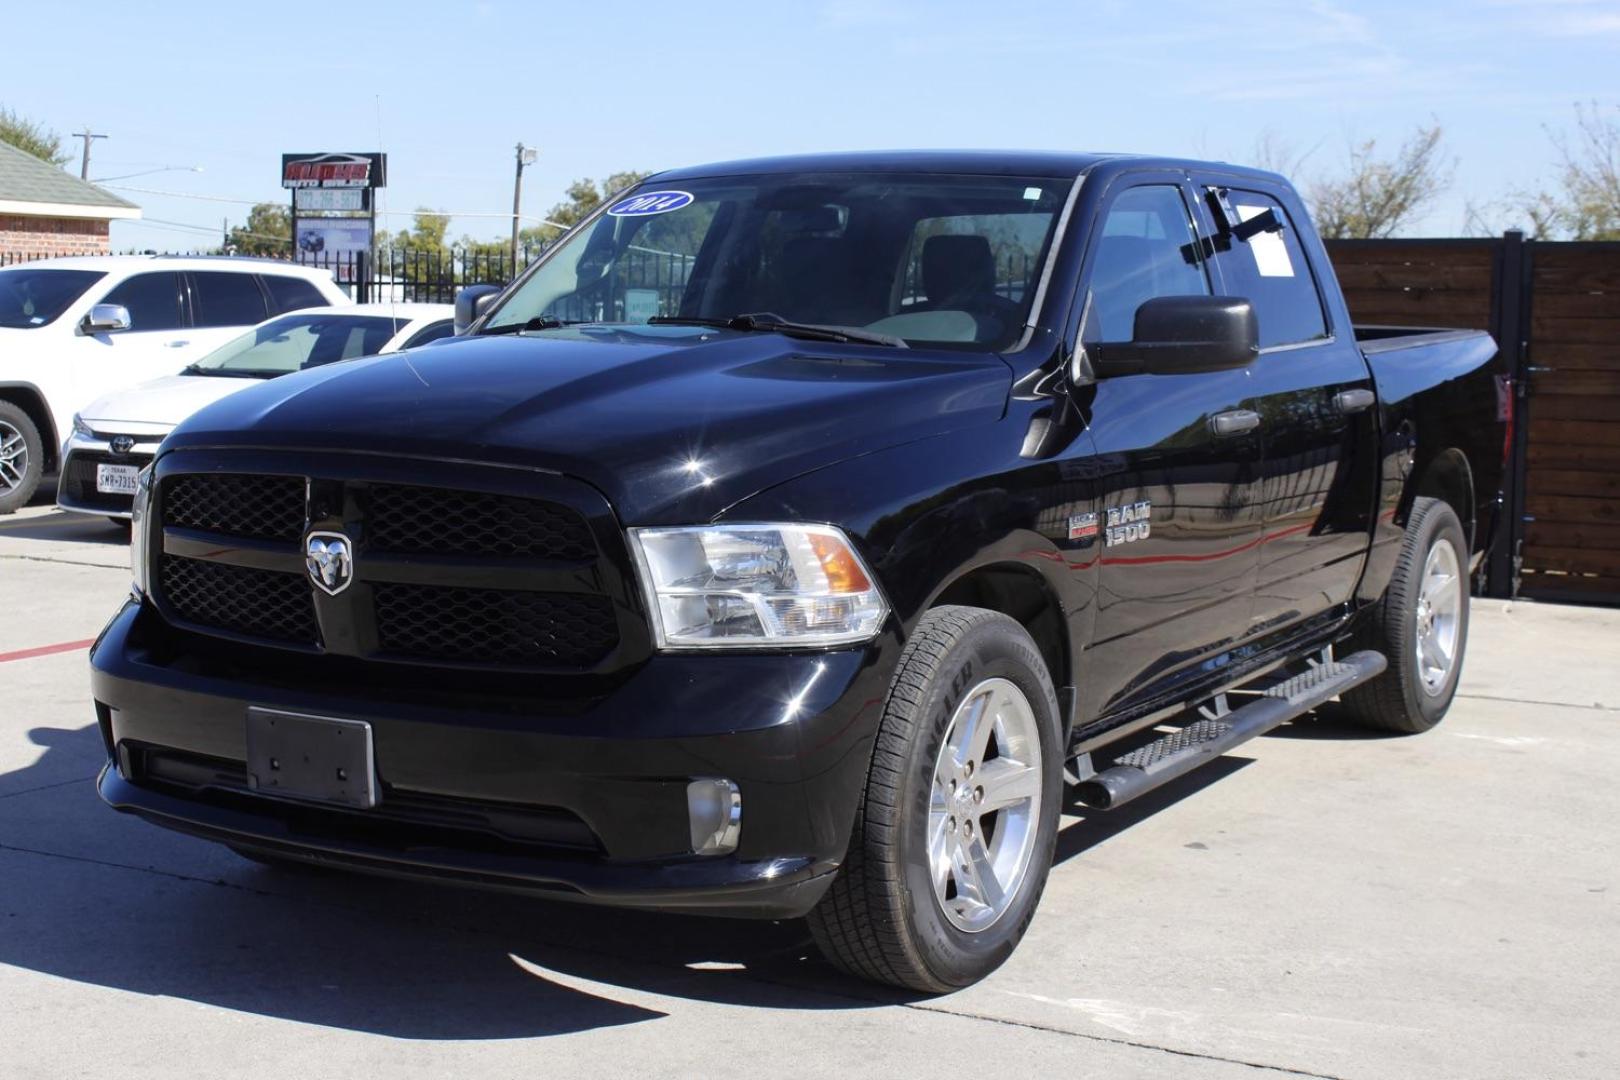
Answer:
[375,93,395,322]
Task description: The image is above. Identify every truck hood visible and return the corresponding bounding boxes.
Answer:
[165,325,1012,524]
[80,373,260,432]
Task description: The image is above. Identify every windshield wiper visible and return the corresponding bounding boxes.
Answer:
[180,364,267,378]
[649,313,906,348]
[478,315,587,336]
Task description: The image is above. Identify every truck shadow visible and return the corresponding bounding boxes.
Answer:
[0,505,128,546]
[0,720,1268,1040]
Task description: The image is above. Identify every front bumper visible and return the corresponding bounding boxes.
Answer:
[91,600,897,919]
[57,429,164,518]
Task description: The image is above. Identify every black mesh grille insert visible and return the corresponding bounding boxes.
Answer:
[365,484,595,560]
[164,474,305,541]
[160,555,317,644]
[373,584,617,667]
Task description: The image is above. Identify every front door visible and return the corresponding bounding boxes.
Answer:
[1195,179,1379,641]
[1071,178,1267,721]
[74,271,192,411]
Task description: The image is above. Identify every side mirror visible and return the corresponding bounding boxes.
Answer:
[1091,296,1258,378]
[453,284,503,335]
[82,303,132,334]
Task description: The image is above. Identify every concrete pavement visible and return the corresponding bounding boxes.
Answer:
[2,501,1617,1079]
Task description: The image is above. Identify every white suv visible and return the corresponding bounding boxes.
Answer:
[0,255,350,512]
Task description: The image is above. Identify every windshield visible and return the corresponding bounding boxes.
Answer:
[0,268,106,329]
[482,172,1069,350]
[190,313,403,377]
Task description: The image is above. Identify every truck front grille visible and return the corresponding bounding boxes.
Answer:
[374,583,618,666]
[365,484,596,560]
[160,554,318,644]
[164,473,306,541]
[150,465,636,673]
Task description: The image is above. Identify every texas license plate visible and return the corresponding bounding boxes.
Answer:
[244,707,378,809]
[95,463,140,495]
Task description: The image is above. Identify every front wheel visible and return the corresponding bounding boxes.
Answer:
[1341,496,1470,733]
[808,606,1062,993]
[0,402,44,515]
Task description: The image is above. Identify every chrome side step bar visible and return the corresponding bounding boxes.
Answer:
[1074,650,1387,811]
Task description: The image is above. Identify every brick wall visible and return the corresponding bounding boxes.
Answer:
[0,214,111,258]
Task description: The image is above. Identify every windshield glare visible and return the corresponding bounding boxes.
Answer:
[483,173,1069,350]
[194,314,402,376]
[0,268,106,329]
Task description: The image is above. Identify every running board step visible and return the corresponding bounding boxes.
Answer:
[1074,650,1388,810]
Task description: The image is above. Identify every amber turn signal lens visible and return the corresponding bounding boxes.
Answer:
[809,532,872,594]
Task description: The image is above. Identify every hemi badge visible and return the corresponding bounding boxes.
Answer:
[1068,512,1099,540]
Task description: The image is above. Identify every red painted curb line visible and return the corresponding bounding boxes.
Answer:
[0,639,97,664]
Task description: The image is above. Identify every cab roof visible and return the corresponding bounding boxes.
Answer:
[647,150,1232,183]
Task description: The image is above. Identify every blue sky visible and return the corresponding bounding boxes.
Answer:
[5,0,1616,250]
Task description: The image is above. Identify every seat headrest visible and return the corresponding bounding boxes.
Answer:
[923,235,997,306]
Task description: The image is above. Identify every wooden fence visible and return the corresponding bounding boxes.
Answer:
[1326,235,1620,604]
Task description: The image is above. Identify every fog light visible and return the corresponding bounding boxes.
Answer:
[687,778,741,856]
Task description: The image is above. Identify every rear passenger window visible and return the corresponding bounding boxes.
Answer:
[1083,185,1210,344]
[101,272,183,332]
[191,272,269,327]
[262,275,329,314]
[1210,190,1328,349]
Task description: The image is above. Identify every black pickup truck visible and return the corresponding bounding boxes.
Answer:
[91,152,1505,992]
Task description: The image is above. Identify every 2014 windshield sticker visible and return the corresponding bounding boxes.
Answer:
[607,190,695,217]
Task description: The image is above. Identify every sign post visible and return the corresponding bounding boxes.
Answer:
[281,152,387,299]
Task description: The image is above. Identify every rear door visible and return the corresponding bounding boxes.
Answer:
[1071,176,1266,720]
[73,270,190,407]
[184,271,272,354]
[1195,178,1379,640]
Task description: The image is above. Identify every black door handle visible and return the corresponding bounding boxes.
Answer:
[1210,409,1261,437]
[1335,388,1376,414]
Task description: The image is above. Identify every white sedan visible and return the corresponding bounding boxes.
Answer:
[57,303,454,521]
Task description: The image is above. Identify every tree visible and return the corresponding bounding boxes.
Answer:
[517,170,651,247]
[1308,125,1451,239]
[388,207,451,252]
[224,203,291,255]
[1520,102,1620,240]
[0,106,70,167]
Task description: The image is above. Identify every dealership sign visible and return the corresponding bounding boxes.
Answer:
[281,152,387,189]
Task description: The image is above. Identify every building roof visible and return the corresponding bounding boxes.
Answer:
[0,140,141,220]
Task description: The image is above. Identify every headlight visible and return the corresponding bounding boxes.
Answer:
[72,414,94,439]
[129,465,153,598]
[629,523,887,649]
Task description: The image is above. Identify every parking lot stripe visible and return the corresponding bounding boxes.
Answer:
[0,639,96,664]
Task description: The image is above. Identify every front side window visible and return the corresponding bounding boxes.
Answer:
[1209,189,1328,349]
[101,272,183,332]
[189,313,401,378]
[0,268,105,329]
[191,271,269,328]
[1083,185,1211,344]
[482,173,1069,350]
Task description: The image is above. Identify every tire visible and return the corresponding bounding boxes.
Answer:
[808,606,1063,993]
[0,401,45,515]
[1340,496,1470,733]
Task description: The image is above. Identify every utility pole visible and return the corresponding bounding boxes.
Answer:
[511,142,537,278]
[75,128,108,181]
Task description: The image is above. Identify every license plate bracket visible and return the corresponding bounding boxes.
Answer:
[245,707,378,809]
[96,463,140,495]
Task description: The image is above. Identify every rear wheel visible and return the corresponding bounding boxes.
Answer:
[808,606,1062,993]
[0,402,44,515]
[1341,496,1469,733]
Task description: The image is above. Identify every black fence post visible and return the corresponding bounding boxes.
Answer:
[356,250,371,304]
[1487,229,1529,598]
